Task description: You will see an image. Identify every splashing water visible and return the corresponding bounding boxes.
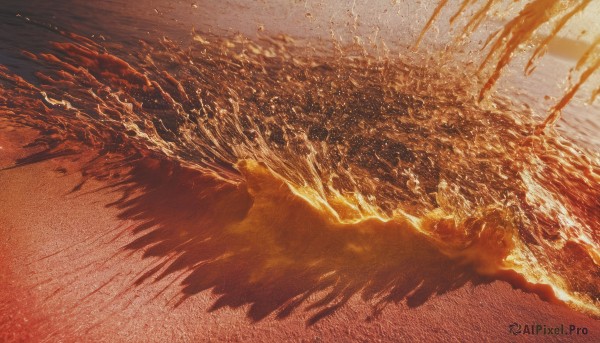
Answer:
[416,0,600,128]
[0,1,599,316]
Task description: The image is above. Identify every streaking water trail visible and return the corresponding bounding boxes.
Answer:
[0,1,599,317]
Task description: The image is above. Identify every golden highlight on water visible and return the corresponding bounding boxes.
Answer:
[1,0,599,316]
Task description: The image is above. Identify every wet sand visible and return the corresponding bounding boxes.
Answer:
[1,126,599,342]
[0,1,600,342]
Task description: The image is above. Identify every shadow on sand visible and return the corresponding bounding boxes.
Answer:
[99,156,484,325]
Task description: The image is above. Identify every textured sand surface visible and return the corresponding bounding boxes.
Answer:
[1,127,599,342]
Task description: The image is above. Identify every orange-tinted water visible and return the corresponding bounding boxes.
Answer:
[417,0,600,129]
[0,0,598,317]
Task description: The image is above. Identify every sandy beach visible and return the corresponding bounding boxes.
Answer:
[1,126,598,342]
[2,1,600,341]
